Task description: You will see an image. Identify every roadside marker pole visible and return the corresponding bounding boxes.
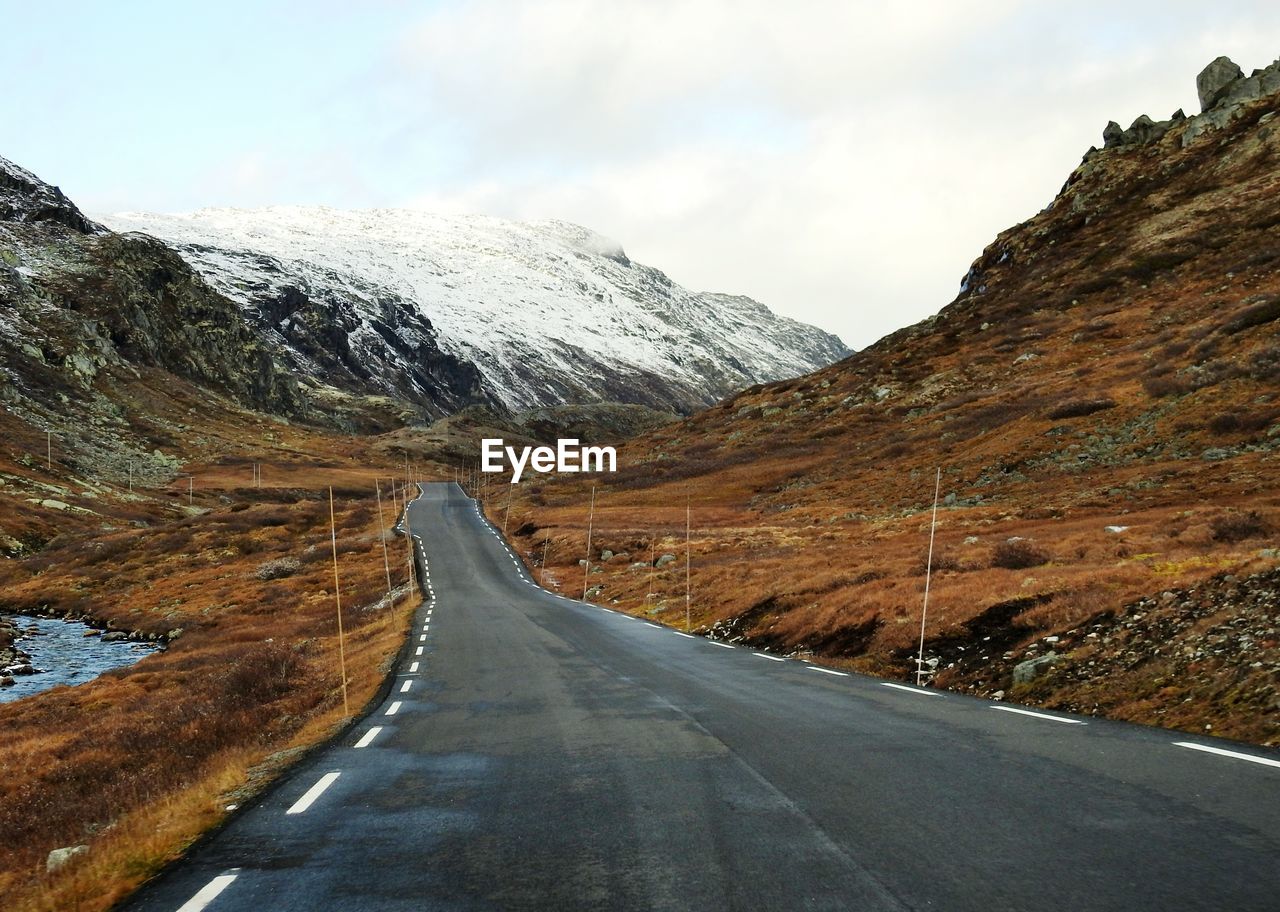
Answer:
[648,536,656,602]
[329,487,350,718]
[582,485,596,601]
[915,467,942,687]
[46,431,51,471]
[375,478,394,610]
[540,533,550,586]
[405,481,417,593]
[685,496,691,632]
[188,475,193,505]
[503,487,513,536]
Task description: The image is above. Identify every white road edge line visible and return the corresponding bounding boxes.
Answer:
[286,771,340,815]
[1174,741,1280,769]
[807,666,849,677]
[674,632,696,639]
[711,641,735,649]
[415,647,423,656]
[385,701,402,716]
[991,705,1085,724]
[410,661,420,673]
[400,680,413,694]
[176,871,240,912]
[881,682,942,697]
[644,622,663,629]
[354,727,382,749]
[753,653,785,662]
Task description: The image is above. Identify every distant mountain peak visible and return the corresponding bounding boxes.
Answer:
[100,206,850,415]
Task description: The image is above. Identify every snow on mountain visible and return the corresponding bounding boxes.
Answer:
[99,207,850,415]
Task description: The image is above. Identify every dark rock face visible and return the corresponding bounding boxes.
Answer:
[1197,56,1245,112]
[0,156,101,235]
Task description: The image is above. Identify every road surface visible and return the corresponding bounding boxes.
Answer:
[125,482,1280,911]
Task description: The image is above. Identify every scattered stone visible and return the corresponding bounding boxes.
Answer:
[46,845,89,872]
[1105,525,1129,533]
[1012,652,1059,685]
[600,549,614,562]
[100,631,129,642]
[656,554,677,568]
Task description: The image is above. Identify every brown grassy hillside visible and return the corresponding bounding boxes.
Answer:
[497,74,1280,748]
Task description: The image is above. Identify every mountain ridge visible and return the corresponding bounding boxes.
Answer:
[100,205,850,417]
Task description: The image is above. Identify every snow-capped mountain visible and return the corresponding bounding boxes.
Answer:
[100,207,850,415]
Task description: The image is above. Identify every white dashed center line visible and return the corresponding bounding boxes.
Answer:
[674,632,696,639]
[410,661,420,673]
[710,641,735,649]
[753,653,785,662]
[807,666,849,677]
[644,622,663,629]
[419,634,427,642]
[286,771,340,815]
[1174,741,1280,768]
[354,727,382,749]
[385,701,402,716]
[400,680,413,694]
[176,871,239,912]
[881,682,942,698]
[415,646,423,656]
[991,705,1084,724]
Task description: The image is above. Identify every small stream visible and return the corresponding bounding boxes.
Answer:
[0,614,158,704]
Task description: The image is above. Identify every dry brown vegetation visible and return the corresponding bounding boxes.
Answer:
[493,88,1280,748]
[0,399,433,910]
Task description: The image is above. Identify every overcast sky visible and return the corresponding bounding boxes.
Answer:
[3,2,1279,348]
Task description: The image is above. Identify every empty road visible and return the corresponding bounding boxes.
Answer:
[125,482,1280,911]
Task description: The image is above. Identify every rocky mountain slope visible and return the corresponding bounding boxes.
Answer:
[101,207,850,415]
[504,55,1280,746]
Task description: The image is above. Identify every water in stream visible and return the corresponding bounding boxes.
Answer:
[0,614,159,704]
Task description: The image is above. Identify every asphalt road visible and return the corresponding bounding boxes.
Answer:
[125,482,1280,912]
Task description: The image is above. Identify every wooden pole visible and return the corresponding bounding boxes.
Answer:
[583,485,596,601]
[685,495,692,632]
[916,467,942,687]
[405,482,417,593]
[329,487,350,718]
[375,478,394,609]
[540,533,550,587]
[648,536,656,602]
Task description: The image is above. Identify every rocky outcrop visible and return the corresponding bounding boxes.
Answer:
[1197,56,1245,111]
[1095,54,1280,153]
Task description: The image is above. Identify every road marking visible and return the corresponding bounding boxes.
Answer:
[674,632,696,639]
[419,634,427,642]
[991,705,1084,724]
[354,727,382,749]
[753,653,786,662]
[286,772,341,815]
[710,641,735,649]
[176,871,239,912]
[644,622,663,629]
[1174,741,1280,769]
[415,646,423,656]
[410,661,420,673]
[807,666,849,677]
[400,680,413,694]
[385,701,402,716]
[881,682,942,697]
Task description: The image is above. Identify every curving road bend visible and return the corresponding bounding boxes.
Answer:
[123,482,1280,912]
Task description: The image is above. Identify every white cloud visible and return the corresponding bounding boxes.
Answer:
[238,2,1280,347]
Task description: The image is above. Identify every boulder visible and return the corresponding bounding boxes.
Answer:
[1197,56,1244,111]
[600,549,614,562]
[1102,120,1124,149]
[101,631,130,642]
[46,844,89,872]
[1012,652,1058,685]
[655,554,677,568]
